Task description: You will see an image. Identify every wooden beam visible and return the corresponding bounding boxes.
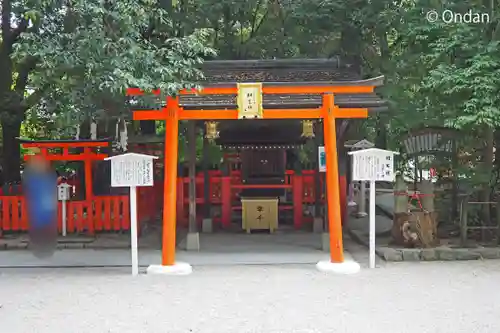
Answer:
[323,94,345,263]
[264,86,374,95]
[21,142,109,148]
[314,121,323,218]
[187,121,197,233]
[202,129,211,218]
[177,108,324,120]
[162,99,180,266]
[333,108,368,119]
[130,85,376,97]
[179,110,237,120]
[263,109,323,119]
[132,110,168,121]
[24,154,108,162]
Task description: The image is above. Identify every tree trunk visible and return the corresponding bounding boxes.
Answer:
[1,118,22,182]
[391,179,439,248]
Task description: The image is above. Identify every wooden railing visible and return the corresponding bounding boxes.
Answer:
[0,195,130,234]
[0,169,347,234]
[174,170,346,229]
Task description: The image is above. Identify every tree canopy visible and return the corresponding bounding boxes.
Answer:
[1,0,499,189]
[0,0,214,180]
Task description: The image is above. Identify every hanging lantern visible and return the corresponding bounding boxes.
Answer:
[301,120,315,138]
[205,121,219,141]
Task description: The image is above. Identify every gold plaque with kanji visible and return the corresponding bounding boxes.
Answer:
[241,197,278,233]
[237,83,263,119]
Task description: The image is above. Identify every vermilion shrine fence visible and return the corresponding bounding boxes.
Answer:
[0,171,347,234]
[0,193,130,233]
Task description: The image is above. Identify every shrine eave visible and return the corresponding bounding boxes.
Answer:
[195,76,384,88]
[175,76,386,111]
[202,58,345,69]
[179,93,387,112]
[222,144,302,150]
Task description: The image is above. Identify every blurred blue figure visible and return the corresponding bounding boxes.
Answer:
[23,153,58,258]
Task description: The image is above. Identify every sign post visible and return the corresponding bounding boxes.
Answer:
[57,183,72,237]
[345,140,375,216]
[348,148,398,269]
[104,153,158,276]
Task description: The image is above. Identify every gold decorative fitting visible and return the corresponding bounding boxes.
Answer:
[301,120,315,138]
[205,121,219,140]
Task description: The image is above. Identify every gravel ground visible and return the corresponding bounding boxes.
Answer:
[1,260,499,333]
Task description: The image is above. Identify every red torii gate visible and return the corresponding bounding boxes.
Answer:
[127,79,380,272]
[21,139,109,234]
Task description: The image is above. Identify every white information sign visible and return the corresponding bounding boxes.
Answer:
[318,146,326,172]
[348,148,399,269]
[105,153,158,276]
[107,153,156,187]
[349,148,397,182]
[345,139,375,217]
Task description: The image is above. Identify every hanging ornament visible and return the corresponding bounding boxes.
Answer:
[120,119,128,152]
[115,118,120,140]
[90,119,97,140]
[301,120,315,138]
[205,121,219,141]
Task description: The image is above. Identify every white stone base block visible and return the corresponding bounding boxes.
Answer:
[316,259,361,275]
[321,232,330,252]
[186,232,200,251]
[202,218,213,233]
[313,217,323,233]
[146,262,193,276]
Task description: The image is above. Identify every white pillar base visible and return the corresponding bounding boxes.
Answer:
[356,212,368,218]
[321,232,330,252]
[146,262,193,276]
[202,218,213,233]
[186,232,200,251]
[316,259,361,275]
[313,217,323,233]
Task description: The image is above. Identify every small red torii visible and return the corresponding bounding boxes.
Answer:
[21,139,110,234]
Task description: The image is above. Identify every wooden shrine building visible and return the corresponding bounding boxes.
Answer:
[0,58,386,271]
[127,58,387,269]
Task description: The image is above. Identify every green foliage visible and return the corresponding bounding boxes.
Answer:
[11,0,215,126]
[2,0,500,189]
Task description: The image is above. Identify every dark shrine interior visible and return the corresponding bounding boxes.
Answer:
[216,119,307,198]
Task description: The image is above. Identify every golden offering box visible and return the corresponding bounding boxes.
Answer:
[241,197,279,233]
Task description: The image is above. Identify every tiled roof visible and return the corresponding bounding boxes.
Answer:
[179,59,387,111]
[199,58,359,82]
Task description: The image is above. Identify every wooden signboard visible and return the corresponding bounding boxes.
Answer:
[237,83,263,119]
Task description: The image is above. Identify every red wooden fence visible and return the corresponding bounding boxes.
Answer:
[175,170,347,229]
[0,195,130,234]
[0,170,347,234]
